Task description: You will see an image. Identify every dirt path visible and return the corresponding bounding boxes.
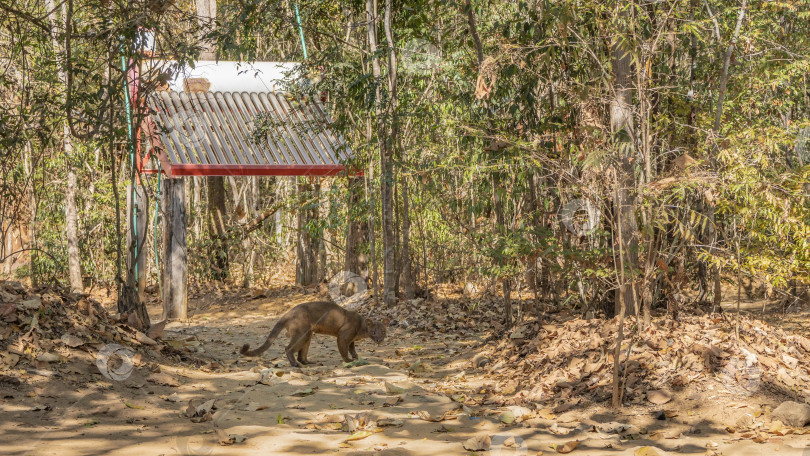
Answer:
[3,288,810,455]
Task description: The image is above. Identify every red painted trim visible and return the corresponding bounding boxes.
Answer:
[166,164,355,177]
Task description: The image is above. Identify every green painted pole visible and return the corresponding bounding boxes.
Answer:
[294,2,308,59]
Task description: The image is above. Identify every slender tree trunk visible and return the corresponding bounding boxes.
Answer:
[714,0,748,132]
[296,180,318,286]
[383,0,413,300]
[610,6,639,318]
[207,176,229,280]
[65,155,82,292]
[24,142,38,286]
[345,176,369,278]
[196,0,217,61]
[708,0,746,310]
[195,0,229,282]
[367,0,396,305]
[315,179,326,282]
[45,0,82,292]
[400,168,414,299]
[366,170,380,303]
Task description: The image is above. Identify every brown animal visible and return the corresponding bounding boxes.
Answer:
[239,301,386,367]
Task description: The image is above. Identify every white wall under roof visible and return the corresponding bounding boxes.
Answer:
[155,61,300,93]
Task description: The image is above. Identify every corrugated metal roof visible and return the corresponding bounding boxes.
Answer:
[146,91,351,172]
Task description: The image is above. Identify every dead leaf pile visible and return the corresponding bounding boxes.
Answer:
[472,314,810,407]
[0,280,180,385]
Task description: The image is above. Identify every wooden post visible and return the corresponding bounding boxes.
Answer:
[162,178,187,320]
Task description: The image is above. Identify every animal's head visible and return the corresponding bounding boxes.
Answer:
[365,318,388,343]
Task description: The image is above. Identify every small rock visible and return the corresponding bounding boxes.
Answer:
[772,401,810,427]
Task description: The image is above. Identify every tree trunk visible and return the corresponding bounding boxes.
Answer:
[25,142,38,287]
[383,0,412,300]
[315,179,326,283]
[44,0,82,293]
[714,0,748,132]
[207,176,229,280]
[65,160,82,292]
[366,171,381,303]
[162,178,187,321]
[196,0,228,282]
[345,176,369,278]
[196,0,217,60]
[399,170,414,299]
[611,10,639,318]
[119,181,150,328]
[367,0,396,305]
[296,180,318,286]
[708,0,747,310]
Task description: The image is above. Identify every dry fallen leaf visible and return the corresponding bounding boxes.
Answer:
[291,387,316,397]
[647,389,672,405]
[556,440,579,453]
[462,434,491,451]
[549,423,573,435]
[377,418,404,427]
[345,430,375,442]
[384,381,406,394]
[499,410,516,424]
[60,334,84,348]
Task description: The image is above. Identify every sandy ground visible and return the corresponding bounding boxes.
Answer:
[3,287,810,456]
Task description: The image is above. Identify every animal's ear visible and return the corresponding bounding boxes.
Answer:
[382,318,391,326]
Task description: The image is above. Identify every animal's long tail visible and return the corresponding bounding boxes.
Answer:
[240,318,286,357]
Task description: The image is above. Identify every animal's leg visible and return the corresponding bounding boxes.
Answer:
[348,341,358,360]
[285,330,310,368]
[336,331,352,363]
[297,332,313,364]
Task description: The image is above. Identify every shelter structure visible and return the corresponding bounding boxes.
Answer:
[137,61,352,177]
[128,61,355,320]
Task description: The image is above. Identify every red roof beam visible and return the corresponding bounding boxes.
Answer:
[161,164,362,177]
